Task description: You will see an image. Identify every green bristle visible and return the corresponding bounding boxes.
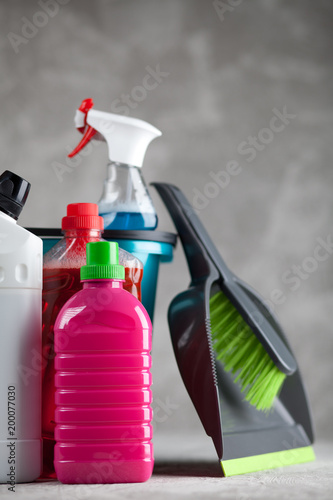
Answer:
[209,290,286,411]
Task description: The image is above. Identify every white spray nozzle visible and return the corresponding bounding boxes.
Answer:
[68,98,162,168]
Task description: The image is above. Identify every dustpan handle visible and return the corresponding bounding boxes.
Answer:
[152,183,219,282]
[152,183,234,281]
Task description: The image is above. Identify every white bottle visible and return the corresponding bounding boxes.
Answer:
[0,171,42,485]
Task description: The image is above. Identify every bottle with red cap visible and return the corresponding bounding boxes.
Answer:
[41,203,143,478]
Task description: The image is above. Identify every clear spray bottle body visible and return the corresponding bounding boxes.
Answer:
[98,162,158,230]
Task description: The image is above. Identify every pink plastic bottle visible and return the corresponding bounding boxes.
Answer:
[53,241,153,483]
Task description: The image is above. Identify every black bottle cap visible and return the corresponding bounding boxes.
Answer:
[0,170,31,220]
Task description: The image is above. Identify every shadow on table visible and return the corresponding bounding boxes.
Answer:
[153,461,223,478]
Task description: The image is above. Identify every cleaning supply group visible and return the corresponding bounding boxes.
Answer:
[0,99,315,486]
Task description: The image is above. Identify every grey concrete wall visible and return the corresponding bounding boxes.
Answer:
[1,0,332,454]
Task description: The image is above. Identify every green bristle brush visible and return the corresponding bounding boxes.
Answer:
[153,182,297,413]
[209,291,287,410]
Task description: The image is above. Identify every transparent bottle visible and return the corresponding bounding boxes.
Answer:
[68,98,161,230]
[41,203,143,478]
[98,162,158,230]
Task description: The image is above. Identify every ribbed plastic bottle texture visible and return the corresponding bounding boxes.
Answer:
[53,278,153,483]
[41,203,143,478]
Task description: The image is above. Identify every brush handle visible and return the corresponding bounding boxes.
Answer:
[153,182,297,375]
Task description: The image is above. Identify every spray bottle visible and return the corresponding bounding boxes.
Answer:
[68,98,161,231]
[0,171,42,483]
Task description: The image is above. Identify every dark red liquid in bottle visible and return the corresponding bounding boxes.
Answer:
[42,267,81,478]
[40,203,143,478]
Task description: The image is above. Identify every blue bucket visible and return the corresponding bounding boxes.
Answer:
[27,228,176,322]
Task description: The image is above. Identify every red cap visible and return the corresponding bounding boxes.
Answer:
[62,203,104,231]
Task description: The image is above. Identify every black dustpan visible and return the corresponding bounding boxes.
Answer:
[153,182,315,476]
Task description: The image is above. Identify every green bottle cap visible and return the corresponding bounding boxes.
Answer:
[80,241,125,281]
